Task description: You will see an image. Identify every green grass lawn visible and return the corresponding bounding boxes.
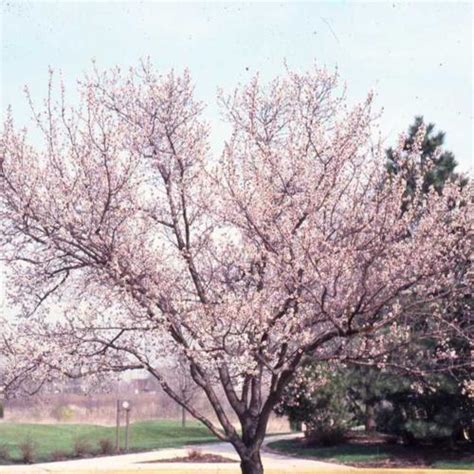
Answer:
[432,460,474,470]
[268,439,393,463]
[267,439,474,470]
[0,419,217,463]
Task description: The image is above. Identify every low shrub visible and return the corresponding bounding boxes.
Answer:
[0,443,10,461]
[276,361,354,446]
[186,448,204,460]
[73,436,93,457]
[19,437,37,464]
[98,437,114,455]
[305,424,347,446]
[51,449,68,462]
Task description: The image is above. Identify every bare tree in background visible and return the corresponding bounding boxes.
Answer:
[171,354,199,428]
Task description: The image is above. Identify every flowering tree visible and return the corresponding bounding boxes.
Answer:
[0,61,471,474]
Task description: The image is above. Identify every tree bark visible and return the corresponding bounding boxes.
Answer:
[233,418,265,474]
[365,403,376,432]
[240,450,264,474]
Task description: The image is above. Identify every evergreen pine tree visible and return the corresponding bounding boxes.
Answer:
[386,116,468,195]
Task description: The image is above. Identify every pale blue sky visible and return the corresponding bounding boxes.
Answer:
[1,1,472,170]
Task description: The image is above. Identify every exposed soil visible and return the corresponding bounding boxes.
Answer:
[147,450,237,464]
[344,430,397,444]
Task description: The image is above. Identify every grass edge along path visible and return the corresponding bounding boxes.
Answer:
[0,419,217,463]
[266,438,474,471]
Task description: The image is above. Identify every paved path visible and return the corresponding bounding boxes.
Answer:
[0,433,352,473]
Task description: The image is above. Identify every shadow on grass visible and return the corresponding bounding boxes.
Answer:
[268,437,474,469]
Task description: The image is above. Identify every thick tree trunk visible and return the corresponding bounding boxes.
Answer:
[234,424,265,474]
[365,403,376,432]
[240,450,263,474]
